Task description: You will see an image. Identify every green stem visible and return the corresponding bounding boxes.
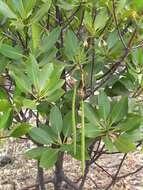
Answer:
[81,99,85,175]
[72,85,77,155]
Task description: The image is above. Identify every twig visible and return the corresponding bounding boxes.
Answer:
[112,0,127,49]
[63,176,79,190]
[94,162,113,179]
[62,4,81,30]
[117,165,143,180]
[105,154,127,190]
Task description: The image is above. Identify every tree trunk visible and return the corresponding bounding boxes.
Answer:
[54,152,64,190]
[36,160,46,190]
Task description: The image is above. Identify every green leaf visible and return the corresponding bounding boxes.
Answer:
[39,63,54,91]
[22,98,36,110]
[46,89,64,102]
[64,29,79,59]
[0,57,8,74]
[0,99,11,112]
[32,1,51,23]
[0,108,13,129]
[117,0,127,14]
[132,0,143,11]
[23,0,36,17]
[0,44,24,60]
[61,144,89,161]
[40,64,65,98]
[98,90,110,120]
[84,11,95,35]
[62,112,72,137]
[10,123,32,137]
[41,27,61,53]
[94,8,108,31]
[26,147,47,160]
[27,55,40,93]
[37,101,49,114]
[84,102,100,126]
[119,114,141,132]
[110,97,128,124]
[110,81,129,96]
[29,127,53,145]
[40,125,58,142]
[114,134,136,153]
[84,123,101,138]
[32,23,41,51]
[103,136,117,152]
[0,1,17,18]
[10,71,32,94]
[12,0,26,18]
[49,105,63,135]
[40,148,59,169]
[42,79,65,98]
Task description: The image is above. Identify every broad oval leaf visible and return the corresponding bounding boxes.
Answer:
[10,123,32,137]
[0,108,13,129]
[49,105,63,135]
[98,90,110,120]
[109,97,128,124]
[29,127,53,145]
[26,147,47,160]
[40,148,59,169]
[84,123,101,138]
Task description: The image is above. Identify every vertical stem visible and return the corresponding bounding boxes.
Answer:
[54,3,64,190]
[54,152,64,190]
[37,161,46,190]
[81,99,85,175]
[36,112,46,190]
[90,37,95,92]
[72,85,77,155]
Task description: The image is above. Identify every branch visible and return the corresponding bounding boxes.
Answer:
[63,175,79,190]
[105,153,127,190]
[112,0,127,49]
[85,28,137,99]
[117,165,143,180]
[20,178,53,190]
[62,4,81,30]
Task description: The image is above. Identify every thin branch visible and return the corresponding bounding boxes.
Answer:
[94,162,114,179]
[62,4,81,30]
[85,28,137,99]
[117,165,143,180]
[105,154,127,190]
[112,0,127,49]
[63,176,79,190]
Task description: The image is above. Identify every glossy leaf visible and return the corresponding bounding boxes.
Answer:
[29,127,53,145]
[114,134,136,153]
[0,108,13,129]
[40,148,59,169]
[98,90,110,120]
[26,147,47,160]
[41,27,61,53]
[84,123,101,138]
[110,97,128,124]
[10,123,32,137]
[0,44,24,60]
[49,105,63,135]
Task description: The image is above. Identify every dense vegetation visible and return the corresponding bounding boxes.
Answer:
[0,0,143,189]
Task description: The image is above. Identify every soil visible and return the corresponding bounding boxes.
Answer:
[0,138,143,190]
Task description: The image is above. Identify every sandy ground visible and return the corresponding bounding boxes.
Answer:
[0,138,143,190]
